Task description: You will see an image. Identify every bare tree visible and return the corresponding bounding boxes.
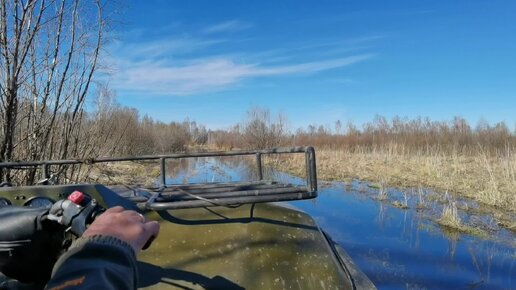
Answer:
[242,107,287,149]
[0,0,106,183]
[335,120,342,135]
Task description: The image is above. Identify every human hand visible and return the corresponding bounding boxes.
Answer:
[83,206,159,254]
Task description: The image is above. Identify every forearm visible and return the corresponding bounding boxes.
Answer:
[45,235,138,290]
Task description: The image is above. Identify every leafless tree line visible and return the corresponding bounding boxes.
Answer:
[0,0,209,185]
[292,115,515,155]
[209,108,515,155]
[0,0,105,183]
[2,79,208,185]
[208,107,287,150]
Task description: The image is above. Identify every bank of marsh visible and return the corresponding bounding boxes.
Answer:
[266,146,516,213]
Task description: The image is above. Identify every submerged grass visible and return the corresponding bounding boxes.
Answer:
[437,197,487,238]
[376,182,388,201]
[392,191,410,209]
[438,199,462,229]
[416,186,427,210]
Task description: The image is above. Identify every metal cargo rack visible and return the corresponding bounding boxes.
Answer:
[0,147,318,210]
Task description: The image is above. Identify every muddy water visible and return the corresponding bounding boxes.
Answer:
[164,157,515,290]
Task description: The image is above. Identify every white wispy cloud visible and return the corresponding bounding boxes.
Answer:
[112,54,373,95]
[109,37,225,59]
[202,20,252,34]
[108,24,381,96]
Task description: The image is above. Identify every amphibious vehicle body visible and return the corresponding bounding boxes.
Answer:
[0,147,375,289]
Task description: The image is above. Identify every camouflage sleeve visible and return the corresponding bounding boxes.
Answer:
[45,235,138,290]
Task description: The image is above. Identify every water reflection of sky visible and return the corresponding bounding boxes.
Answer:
[293,187,515,290]
[164,157,515,290]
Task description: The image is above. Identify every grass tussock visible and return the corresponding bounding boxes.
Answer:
[438,199,462,229]
[267,145,516,212]
[416,186,427,210]
[376,183,388,201]
[392,191,410,209]
[437,198,487,237]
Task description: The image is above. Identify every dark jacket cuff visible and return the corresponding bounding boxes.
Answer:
[47,235,138,290]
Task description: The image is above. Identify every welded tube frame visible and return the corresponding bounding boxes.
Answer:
[145,191,313,210]
[0,147,318,207]
[256,153,263,180]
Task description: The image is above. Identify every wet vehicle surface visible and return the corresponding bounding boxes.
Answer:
[0,148,375,289]
[0,183,371,289]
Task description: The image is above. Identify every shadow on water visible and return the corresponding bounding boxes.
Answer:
[165,156,516,290]
[137,262,245,290]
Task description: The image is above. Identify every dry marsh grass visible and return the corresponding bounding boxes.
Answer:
[439,199,462,229]
[85,161,160,186]
[267,145,516,212]
[438,198,487,237]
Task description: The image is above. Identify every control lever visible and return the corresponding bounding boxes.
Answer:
[47,191,104,236]
[0,191,155,285]
[48,191,156,249]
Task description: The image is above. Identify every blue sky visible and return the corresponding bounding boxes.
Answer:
[105,0,516,130]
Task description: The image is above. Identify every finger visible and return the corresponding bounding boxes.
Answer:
[125,210,145,222]
[141,221,160,250]
[143,221,160,238]
[105,206,124,214]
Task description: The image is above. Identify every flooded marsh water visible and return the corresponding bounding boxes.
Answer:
[163,156,515,290]
[293,184,515,290]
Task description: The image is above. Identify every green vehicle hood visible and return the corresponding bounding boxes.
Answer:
[138,203,352,289]
[0,184,374,290]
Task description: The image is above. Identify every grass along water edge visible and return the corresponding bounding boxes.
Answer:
[265,146,516,234]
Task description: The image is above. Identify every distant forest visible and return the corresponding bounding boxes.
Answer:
[207,107,515,154]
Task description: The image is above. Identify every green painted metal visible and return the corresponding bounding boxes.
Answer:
[138,204,353,289]
[0,184,374,289]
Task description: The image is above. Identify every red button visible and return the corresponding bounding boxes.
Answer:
[68,191,85,204]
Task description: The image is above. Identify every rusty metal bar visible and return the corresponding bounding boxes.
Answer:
[145,191,313,210]
[159,185,305,200]
[0,146,319,208]
[159,158,166,187]
[160,183,288,195]
[0,147,312,168]
[306,146,317,193]
[256,153,263,180]
[165,180,274,189]
[145,181,274,191]
[42,164,50,180]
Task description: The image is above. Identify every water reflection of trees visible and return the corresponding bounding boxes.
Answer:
[164,158,197,183]
[164,156,262,184]
[440,227,459,258]
[160,153,312,188]
[412,214,422,250]
[375,203,386,229]
[466,243,500,287]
